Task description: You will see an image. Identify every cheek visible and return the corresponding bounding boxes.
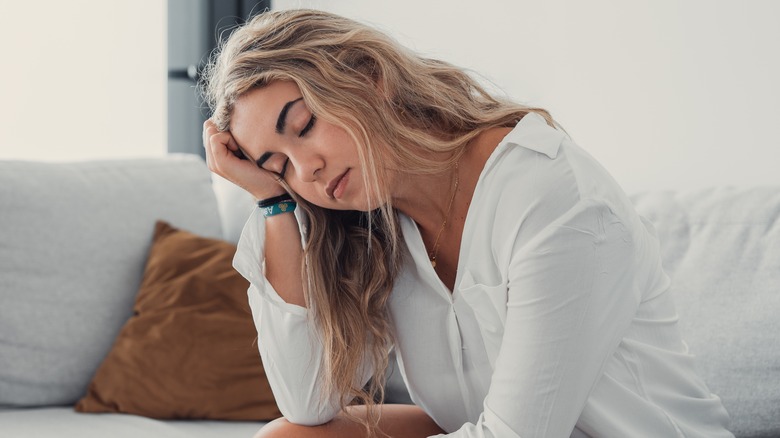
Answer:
[286,179,330,209]
[288,181,318,203]
[323,125,360,157]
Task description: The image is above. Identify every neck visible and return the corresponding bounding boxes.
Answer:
[390,159,460,234]
[389,126,515,233]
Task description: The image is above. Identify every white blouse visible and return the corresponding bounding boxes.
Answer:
[233,113,733,437]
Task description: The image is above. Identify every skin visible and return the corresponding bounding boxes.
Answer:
[254,404,446,438]
[203,80,513,436]
[229,82,375,211]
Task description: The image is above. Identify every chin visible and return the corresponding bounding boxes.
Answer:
[329,201,377,213]
[326,197,383,213]
[300,187,383,212]
[353,194,387,212]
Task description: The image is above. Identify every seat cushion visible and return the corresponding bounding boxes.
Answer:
[0,407,266,438]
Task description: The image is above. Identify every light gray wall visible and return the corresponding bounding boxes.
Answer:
[275,0,780,194]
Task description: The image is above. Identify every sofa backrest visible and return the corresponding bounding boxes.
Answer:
[0,155,223,407]
[631,187,780,438]
[211,173,256,244]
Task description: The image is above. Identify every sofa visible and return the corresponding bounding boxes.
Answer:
[0,155,777,437]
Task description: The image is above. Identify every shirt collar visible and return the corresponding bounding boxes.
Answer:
[500,112,566,159]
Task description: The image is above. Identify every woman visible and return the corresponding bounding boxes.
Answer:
[200,9,733,438]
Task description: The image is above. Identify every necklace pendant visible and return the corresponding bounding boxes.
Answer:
[429,161,458,273]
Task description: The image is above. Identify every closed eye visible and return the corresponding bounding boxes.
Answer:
[256,152,288,175]
[279,158,290,178]
[299,115,316,137]
[256,152,272,169]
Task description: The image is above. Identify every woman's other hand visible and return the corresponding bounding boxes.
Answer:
[202,119,288,200]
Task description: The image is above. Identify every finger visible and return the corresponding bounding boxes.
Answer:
[206,134,233,171]
[204,131,234,172]
[226,135,244,158]
[206,132,258,179]
[203,134,217,171]
[202,120,220,152]
[202,124,214,154]
[208,131,239,159]
[203,118,218,133]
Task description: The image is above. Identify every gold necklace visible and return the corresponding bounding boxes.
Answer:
[429,162,459,268]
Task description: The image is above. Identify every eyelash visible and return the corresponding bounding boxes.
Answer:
[299,114,316,137]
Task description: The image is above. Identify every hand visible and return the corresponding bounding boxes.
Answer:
[202,119,288,200]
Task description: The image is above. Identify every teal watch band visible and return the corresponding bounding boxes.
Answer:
[261,200,297,217]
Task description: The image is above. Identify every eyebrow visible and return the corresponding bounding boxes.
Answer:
[275,97,303,134]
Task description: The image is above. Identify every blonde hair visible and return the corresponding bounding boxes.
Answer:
[201,9,553,436]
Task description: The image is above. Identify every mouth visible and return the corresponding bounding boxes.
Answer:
[325,169,350,199]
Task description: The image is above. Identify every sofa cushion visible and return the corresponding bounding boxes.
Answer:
[75,220,281,420]
[0,407,265,438]
[631,187,780,438]
[0,156,223,407]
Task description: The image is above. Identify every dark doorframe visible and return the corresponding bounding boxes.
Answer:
[167,0,270,158]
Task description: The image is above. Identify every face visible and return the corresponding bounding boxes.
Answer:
[230,81,377,211]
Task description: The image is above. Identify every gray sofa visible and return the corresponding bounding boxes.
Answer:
[0,155,777,437]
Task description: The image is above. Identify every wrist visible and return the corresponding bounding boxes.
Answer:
[257,194,293,207]
[258,195,297,218]
[252,190,289,203]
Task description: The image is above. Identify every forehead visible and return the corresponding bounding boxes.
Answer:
[229,81,302,137]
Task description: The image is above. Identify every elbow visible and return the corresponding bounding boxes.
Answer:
[280,410,337,428]
[277,398,340,427]
[283,416,330,428]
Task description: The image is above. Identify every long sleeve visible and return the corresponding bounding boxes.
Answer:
[232,207,373,426]
[432,199,642,437]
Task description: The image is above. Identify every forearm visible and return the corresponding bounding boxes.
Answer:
[246,278,343,425]
[236,207,336,424]
[263,211,306,308]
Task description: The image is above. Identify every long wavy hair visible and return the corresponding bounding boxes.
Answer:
[200,9,554,436]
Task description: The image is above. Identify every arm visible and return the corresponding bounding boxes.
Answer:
[203,119,305,307]
[434,200,641,437]
[203,121,369,425]
[234,208,348,425]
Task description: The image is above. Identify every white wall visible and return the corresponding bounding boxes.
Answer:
[275,0,780,193]
[0,0,166,162]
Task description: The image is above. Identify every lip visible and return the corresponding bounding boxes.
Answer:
[326,169,350,199]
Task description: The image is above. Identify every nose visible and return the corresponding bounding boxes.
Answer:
[289,150,324,183]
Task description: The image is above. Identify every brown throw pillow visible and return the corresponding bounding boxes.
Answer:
[75,220,281,421]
